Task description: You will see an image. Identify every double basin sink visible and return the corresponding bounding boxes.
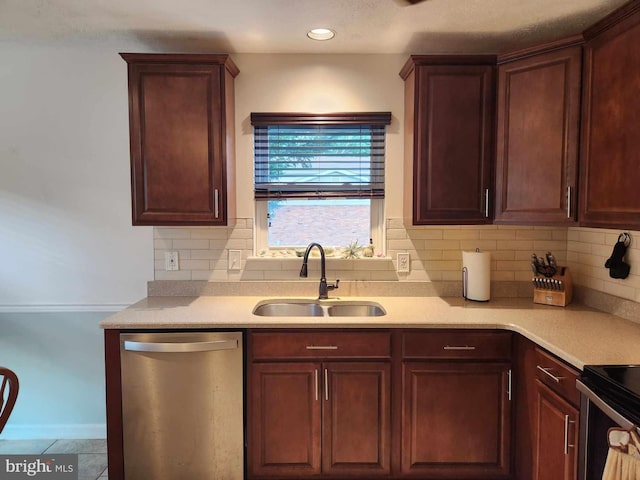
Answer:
[253,299,386,317]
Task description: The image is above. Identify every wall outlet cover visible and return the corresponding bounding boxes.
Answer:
[165,251,179,271]
[397,252,410,273]
[228,250,242,271]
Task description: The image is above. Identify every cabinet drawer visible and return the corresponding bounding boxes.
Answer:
[534,348,580,407]
[403,330,511,360]
[250,331,391,360]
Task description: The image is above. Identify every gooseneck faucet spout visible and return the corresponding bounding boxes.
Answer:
[299,242,339,300]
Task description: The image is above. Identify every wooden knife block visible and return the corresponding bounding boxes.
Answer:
[533,267,573,307]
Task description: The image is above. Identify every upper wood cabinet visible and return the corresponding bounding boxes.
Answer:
[400,56,496,225]
[121,53,238,226]
[580,3,640,230]
[494,38,582,225]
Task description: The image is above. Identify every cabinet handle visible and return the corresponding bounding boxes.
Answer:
[214,189,219,219]
[564,415,576,454]
[443,345,476,351]
[314,369,319,401]
[324,368,329,401]
[536,365,564,383]
[306,345,338,350]
[485,189,489,218]
[567,186,572,219]
[507,369,512,401]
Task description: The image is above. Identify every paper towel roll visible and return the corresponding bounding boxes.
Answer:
[462,250,491,301]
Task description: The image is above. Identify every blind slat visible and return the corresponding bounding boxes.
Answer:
[254,124,386,200]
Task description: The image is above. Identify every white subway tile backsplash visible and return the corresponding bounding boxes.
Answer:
[172,239,210,250]
[515,229,552,240]
[405,229,445,240]
[479,229,516,240]
[579,230,607,245]
[460,240,497,251]
[443,229,480,240]
[191,229,228,239]
[154,228,191,239]
[150,222,639,305]
[422,239,461,250]
[497,240,535,251]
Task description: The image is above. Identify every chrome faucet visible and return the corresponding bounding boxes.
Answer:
[299,242,339,300]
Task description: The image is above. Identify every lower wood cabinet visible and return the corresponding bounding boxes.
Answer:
[402,362,512,478]
[246,329,515,479]
[401,330,512,478]
[249,362,321,476]
[532,348,580,480]
[534,380,579,480]
[247,330,391,478]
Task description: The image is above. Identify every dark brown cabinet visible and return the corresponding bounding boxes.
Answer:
[494,39,582,225]
[247,331,391,478]
[250,362,321,476]
[121,53,238,225]
[400,331,512,478]
[580,3,640,230]
[515,338,580,480]
[400,56,496,225]
[532,348,580,480]
[534,381,579,480]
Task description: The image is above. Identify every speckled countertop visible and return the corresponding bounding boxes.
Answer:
[100,295,640,370]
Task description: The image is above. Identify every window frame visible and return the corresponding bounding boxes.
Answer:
[251,112,391,256]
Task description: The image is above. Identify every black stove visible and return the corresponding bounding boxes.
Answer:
[581,365,640,425]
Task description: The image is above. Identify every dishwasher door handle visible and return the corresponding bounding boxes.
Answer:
[124,339,238,353]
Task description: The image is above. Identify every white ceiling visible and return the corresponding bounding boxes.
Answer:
[0,0,628,54]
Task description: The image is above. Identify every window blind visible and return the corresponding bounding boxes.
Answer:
[252,113,391,200]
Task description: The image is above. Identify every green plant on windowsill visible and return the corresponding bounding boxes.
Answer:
[342,240,362,259]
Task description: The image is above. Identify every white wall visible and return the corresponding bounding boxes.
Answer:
[0,43,152,308]
[0,42,153,438]
[0,312,109,439]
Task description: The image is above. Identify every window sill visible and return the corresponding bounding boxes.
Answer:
[253,250,386,260]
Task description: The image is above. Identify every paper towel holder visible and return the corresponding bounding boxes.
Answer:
[462,248,490,302]
[462,266,469,299]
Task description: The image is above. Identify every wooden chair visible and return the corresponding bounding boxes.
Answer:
[0,367,19,434]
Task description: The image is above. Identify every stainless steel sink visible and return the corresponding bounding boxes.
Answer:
[327,303,385,317]
[252,299,386,317]
[252,302,325,317]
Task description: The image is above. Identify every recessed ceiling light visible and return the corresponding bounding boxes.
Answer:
[307,28,336,41]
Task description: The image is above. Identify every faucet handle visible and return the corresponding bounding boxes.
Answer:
[327,279,340,291]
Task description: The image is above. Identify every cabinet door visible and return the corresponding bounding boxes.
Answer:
[402,362,511,478]
[580,7,640,229]
[123,54,237,225]
[249,362,321,477]
[322,362,391,476]
[410,64,494,224]
[495,45,581,224]
[534,380,579,480]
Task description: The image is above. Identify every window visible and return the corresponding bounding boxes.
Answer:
[252,112,391,254]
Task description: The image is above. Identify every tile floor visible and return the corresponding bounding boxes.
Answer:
[0,438,108,479]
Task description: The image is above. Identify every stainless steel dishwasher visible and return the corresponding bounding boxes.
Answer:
[120,331,243,480]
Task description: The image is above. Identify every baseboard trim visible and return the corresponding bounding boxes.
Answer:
[0,304,128,313]
[1,424,106,440]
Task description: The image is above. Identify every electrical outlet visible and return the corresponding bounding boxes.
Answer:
[228,250,242,271]
[165,252,179,271]
[397,252,410,273]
